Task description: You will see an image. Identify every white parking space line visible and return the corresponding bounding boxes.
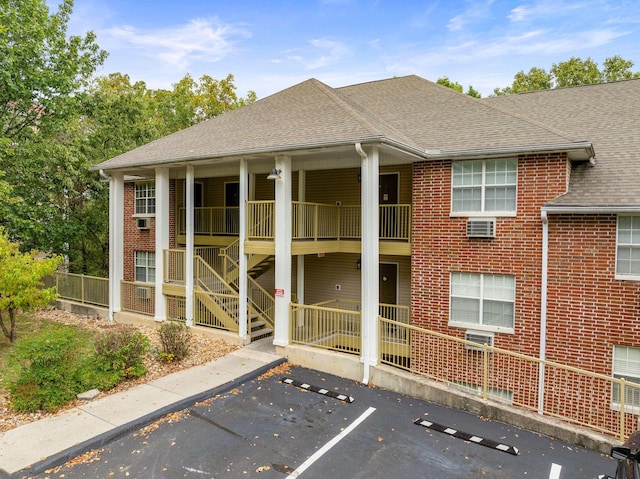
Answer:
[289,406,377,478]
[550,463,562,479]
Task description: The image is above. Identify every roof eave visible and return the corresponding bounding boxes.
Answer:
[542,205,640,214]
[422,142,595,162]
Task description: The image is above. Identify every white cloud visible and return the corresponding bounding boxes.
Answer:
[285,38,350,70]
[104,18,250,70]
[508,1,586,22]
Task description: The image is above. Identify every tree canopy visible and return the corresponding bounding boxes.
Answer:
[493,55,640,95]
[436,76,481,98]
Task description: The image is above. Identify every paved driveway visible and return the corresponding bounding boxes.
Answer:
[30,365,615,478]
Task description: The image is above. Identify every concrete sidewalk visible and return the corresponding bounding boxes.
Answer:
[0,339,284,478]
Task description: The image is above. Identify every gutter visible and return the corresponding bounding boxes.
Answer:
[542,205,640,214]
[423,141,595,162]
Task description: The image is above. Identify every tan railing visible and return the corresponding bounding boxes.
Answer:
[380,204,411,240]
[314,300,409,323]
[378,318,640,441]
[121,281,155,316]
[53,272,109,307]
[290,303,361,355]
[293,202,340,240]
[178,207,240,236]
[220,240,275,329]
[247,201,274,239]
[164,249,186,283]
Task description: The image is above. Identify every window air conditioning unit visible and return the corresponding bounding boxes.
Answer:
[466,218,495,238]
[464,330,494,351]
[136,286,151,299]
[136,218,149,230]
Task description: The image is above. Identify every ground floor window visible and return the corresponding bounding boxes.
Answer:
[450,272,515,332]
[135,251,156,283]
[613,345,640,408]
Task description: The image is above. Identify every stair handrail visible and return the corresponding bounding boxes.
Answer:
[195,256,239,325]
[218,241,275,329]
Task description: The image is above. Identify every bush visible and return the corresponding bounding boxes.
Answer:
[157,321,191,363]
[8,324,95,412]
[94,326,149,383]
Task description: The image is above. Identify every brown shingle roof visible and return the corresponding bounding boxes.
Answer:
[484,79,640,208]
[94,75,587,172]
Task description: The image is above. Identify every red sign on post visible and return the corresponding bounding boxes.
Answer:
[274,288,285,297]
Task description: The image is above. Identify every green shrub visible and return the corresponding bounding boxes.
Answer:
[157,321,191,363]
[8,324,95,412]
[94,326,149,381]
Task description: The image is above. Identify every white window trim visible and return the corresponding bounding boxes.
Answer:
[450,158,518,217]
[448,272,516,334]
[611,345,640,414]
[134,251,156,284]
[615,214,640,281]
[134,181,156,217]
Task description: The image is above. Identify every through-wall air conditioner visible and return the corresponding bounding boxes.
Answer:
[464,330,494,351]
[136,218,149,230]
[136,286,151,299]
[466,218,495,238]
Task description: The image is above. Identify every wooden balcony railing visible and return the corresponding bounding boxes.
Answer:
[178,207,239,236]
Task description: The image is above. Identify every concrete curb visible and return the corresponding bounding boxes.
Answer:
[4,358,286,479]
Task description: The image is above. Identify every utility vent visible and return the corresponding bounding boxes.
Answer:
[466,218,495,238]
[464,330,494,351]
[136,218,149,230]
[136,286,151,300]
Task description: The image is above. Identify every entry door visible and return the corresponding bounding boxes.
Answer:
[225,182,240,234]
[379,263,398,305]
[379,173,399,238]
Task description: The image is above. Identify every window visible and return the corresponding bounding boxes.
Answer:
[450,272,515,331]
[612,345,640,409]
[616,216,640,278]
[135,182,156,215]
[452,159,517,214]
[135,251,156,283]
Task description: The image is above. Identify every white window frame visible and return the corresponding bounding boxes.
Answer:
[612,345,640,413]
[134,181,156,216]
[449,272,515,334]
[135,251,156,284]
[450,158,518,217]
[615,215,640,281]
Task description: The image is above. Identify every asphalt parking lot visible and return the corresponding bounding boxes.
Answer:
[28,364,616,478]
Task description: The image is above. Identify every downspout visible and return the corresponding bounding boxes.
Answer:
[355,142,370,385]
[538,210,549,414]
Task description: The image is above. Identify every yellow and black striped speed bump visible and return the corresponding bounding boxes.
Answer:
[414,418,519,456]
[281,378,355,403]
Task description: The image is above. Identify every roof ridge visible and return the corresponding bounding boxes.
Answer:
[309,78,420,148]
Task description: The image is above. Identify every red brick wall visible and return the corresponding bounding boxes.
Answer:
[122,179,177,282]
[411,153,570,358]
[546,214,640,372]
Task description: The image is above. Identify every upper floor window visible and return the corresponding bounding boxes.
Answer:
[612,345,640,409]
[452,159,517,215]
[616,215,640,279]
[450,272,515,332]
[135,251,156,283]
[135,182,156,215]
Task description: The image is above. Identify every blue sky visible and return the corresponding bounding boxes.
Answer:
[58,0,640,99]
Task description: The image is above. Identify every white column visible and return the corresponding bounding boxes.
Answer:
[154,167,170,322]
[185,165,194,326]
[238,159,249,341]
[296,170,305,308]
[361,147,379,371]
[273,155,292,346]
[108,172,124,323]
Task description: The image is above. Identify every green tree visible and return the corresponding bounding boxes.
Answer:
[493,55,640,95]
[0,0,107,140]
[0,229,62,342]
[437,76,481,98]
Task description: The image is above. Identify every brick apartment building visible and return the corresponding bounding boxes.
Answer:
[94,75,640,423]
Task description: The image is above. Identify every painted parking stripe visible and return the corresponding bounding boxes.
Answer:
[414,418,519,456]
[289,407,376,478]
[281,378,355,403]
[550,463,562,479]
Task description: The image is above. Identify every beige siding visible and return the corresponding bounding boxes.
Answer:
[301,253,410,306]
[305,165,412,205]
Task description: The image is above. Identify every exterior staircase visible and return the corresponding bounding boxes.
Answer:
[193,241,275,340]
